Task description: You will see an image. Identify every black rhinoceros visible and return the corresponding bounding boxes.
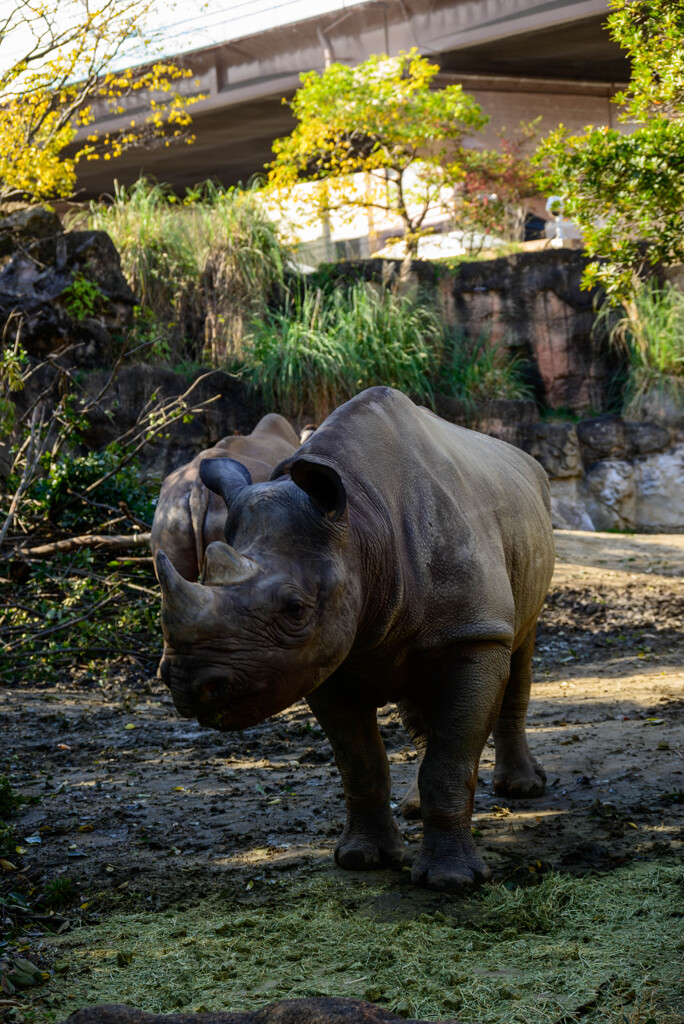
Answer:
[156,387,554,890]
[150,413,300,581]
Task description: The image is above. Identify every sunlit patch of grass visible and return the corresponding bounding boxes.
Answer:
[41,860,683,1023]
[604,281,684,415]
[86,178,289,365]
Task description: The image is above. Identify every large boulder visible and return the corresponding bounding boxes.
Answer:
[551,497,595,532]
[578,459,636,531]
[576,415,629,464]
[634,444,684,531]
[577,415,672,464]
[0,206,135,366]
[624,420,671,456]
[525,422,582,478]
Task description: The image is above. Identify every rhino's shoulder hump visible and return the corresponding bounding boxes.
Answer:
[251,413,300,447]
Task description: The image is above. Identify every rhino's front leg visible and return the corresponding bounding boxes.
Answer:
[307,673,404,871]
[410,642,510,891]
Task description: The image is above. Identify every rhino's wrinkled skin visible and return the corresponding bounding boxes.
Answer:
[150,414,299,581]
[157,387,555,890]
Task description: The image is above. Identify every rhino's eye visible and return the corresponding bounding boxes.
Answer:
[285,598,306,619]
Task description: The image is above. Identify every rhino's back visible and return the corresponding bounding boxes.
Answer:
[301,388,553,648]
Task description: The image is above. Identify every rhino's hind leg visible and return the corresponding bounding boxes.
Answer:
[307,676,404,872]
[492,628,546,798]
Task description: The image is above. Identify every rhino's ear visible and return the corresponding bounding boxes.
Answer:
[290,457,347,522]
[200,458,252,509]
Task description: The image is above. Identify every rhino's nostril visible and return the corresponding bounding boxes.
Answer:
[200,681,218,705]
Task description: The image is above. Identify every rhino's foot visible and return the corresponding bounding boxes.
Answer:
[411,830,490,891]
[399,780,422,820]
[335,818,404,872]
[493,759,546,798]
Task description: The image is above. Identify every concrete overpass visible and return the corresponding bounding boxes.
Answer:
[73,0,628,199]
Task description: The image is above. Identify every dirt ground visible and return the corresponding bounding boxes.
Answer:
[1,529,683,1012]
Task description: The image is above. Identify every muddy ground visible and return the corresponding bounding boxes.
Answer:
[1,530,683,1017]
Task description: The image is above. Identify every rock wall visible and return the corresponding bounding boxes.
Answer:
[430,401,684,533]
[523,415,684,533]
[3,217,682,532]
[438,250,620,414]
[80,365,260,479]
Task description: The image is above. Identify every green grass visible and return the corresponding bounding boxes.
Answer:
[41,861,683,1023]
[606,282,684,415]
[441,329,533,405]
[242,283,443,421]
[85,178,289,365]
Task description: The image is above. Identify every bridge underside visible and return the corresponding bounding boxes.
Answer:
[72,1,628,200]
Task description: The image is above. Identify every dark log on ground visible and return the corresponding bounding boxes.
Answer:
[64,997,460,1024]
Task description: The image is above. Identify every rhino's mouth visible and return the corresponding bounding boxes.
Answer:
[160,649,293,731]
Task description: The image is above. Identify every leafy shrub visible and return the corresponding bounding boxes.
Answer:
[242,283,442,421]
[0,547,159,686]
[441,329,532,404]
[29,446,155,530]
[87,178,289,365]
[60,272,108,321]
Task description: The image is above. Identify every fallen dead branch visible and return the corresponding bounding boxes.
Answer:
[17,532,151,558]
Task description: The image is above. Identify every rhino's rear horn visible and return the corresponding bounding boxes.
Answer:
[201,540,259,585]
[200,457,252,509]
[290,457,347,522]
[156,550,213,623]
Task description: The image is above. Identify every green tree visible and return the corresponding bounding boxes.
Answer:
[536,0,684,303]
[0,0,201,203]
[267,49,488,258]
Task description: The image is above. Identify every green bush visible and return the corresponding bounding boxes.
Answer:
[86,178,289,365]
[242,283,442,421]
[30,446,155,530]
[0,547,160,686]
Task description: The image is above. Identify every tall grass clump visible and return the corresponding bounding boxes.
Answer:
[87,178,289,365]
[441,328,532,405]
[607,281,684,415]
[243,283,442,421]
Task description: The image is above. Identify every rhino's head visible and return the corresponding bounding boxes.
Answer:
[156,455,360,730]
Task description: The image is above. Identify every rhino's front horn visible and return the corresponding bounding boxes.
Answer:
[201,541,260,586]
[156,551,214,623]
